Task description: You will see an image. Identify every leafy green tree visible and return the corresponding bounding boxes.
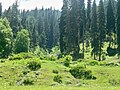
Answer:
[0,18,13,58]
[98,0,106,61]
[14,29,30,53]
[91,0,99,60]
[117,0,120,58]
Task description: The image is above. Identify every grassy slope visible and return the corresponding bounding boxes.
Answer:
[0,55,120,90]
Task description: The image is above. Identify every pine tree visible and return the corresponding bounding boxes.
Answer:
[69,0,80,58]
[0,3,2,18]
[117,0,120,58]
[87,0,91,33]
[10,2,21,38]
[91,0,99,60]
[106,0,115,47]
[21,9,27,29]
[77,0,86,58]
[59,0,68,54]
[98,0,106,61]
[86,0,91,49]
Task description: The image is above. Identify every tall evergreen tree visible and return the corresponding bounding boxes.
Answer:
[86,0,91,49]
[0,3,2,18]
[117,0,120,58]
[91,0,99,60]
[69,0,80,58]
[106,0,115,47]
[86,0,91,33]
[98,0,106,61]
[77,0,86,58]
[10,2,21,38]
[59,0,68,54]
[21,9,27,29]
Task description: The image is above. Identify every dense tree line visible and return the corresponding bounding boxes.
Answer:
[60,0,120,60]
[0,1,60,58]
[0,0,120,60]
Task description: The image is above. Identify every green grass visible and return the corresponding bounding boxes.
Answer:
[0,52,120,89]
[0,86,120,90]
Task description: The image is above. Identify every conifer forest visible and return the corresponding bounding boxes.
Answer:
[0,0,120,89]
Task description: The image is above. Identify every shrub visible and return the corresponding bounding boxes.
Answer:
[109,79,120,86]
[34,46,47,60]
[22,69,30,75]
[107,47,117,56]
[27,61,41,71]
[70,64,96,80]
[9,53,34,60]
[63,55,73,67]
[20,53,34,59]
[0,59,5,63]
[23,78,34,85]
[9,54,23,60]
[49,55,57,61]
[53,75,62,83]
[87,60,99,66]
[52,70,59,74]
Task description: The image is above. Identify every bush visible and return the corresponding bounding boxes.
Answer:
[21,53,34,59]
[0,59,6,63]
[107,47,117,56]
[48,55,57,61]
[63,55,73,67]
[9,53,34,60]
[52,70,59,74]
[87,60,99,66]
[53,75,62,83]
[22,69,30,75]
[23,78,34,85]
[70,64,96,80]
[27,60,41,71]
[34,46,47,60]
[9,54,23,60]
[109,79,120,86]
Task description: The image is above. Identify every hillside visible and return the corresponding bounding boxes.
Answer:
[0,52,120,90]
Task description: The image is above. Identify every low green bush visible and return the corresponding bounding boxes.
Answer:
[48,55,57,61]
[27,61,41,71]
[70,64,96,80]
[107,47,117,56]
[109,78,120,86]
[100,61,119,66]
[53,75,62,83]
[0,59,6,63]
[52,70,59,74]
[87,60,99,66]
[22,69,30,75]
[9,53,34,60]
[23,78,34,85]
[62,55,73,67]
